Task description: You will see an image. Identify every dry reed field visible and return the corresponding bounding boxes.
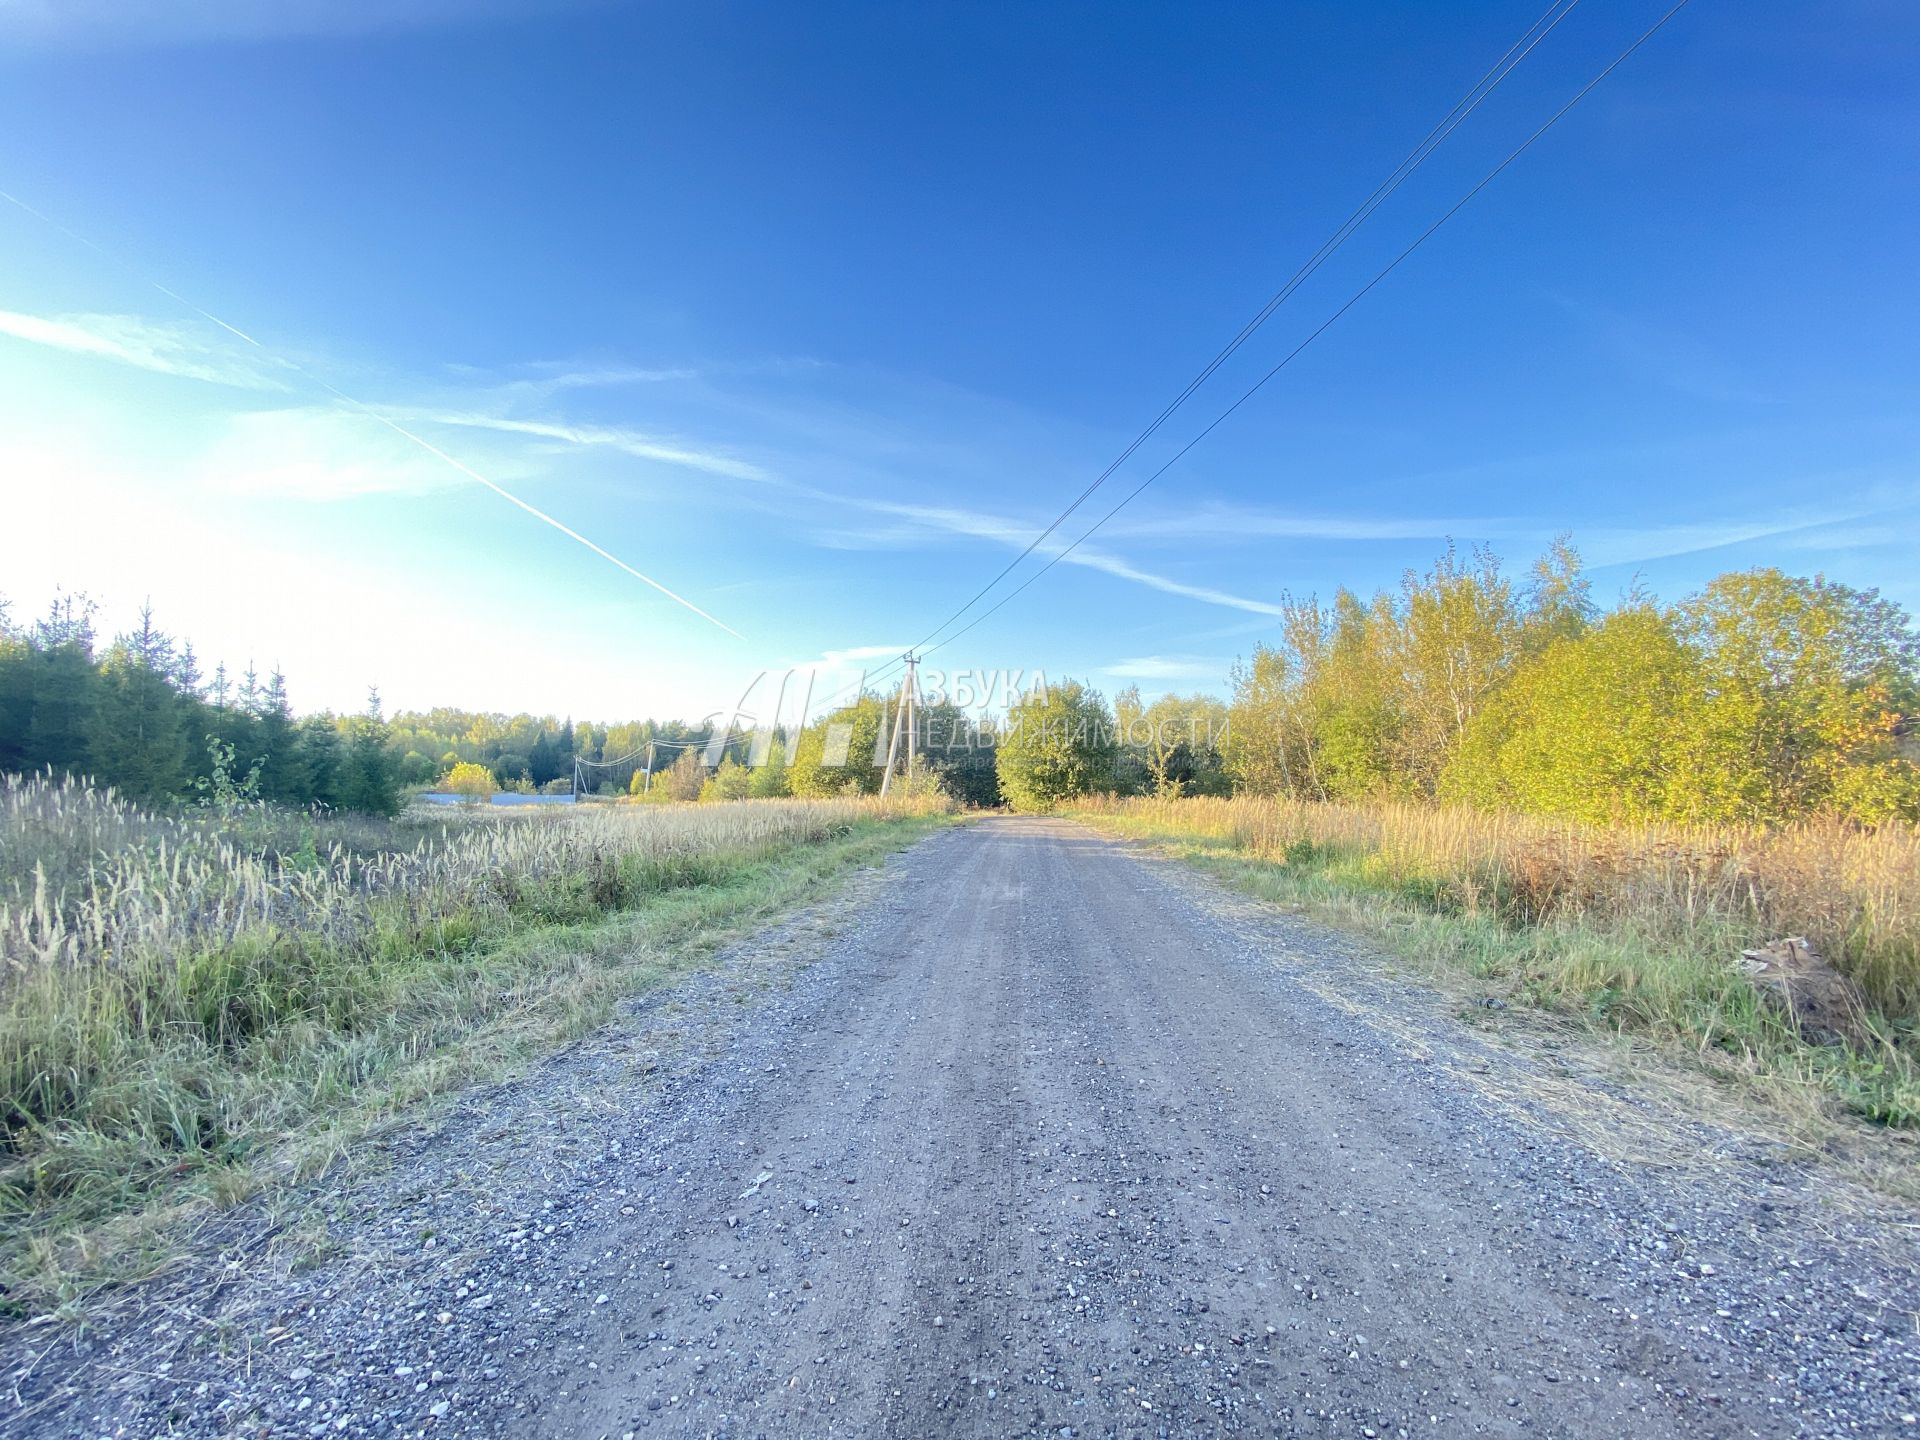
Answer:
[0,774,951,1308]
[1076,794,1920,1127]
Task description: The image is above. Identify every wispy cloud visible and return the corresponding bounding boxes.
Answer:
[415,410,773,483]
[824,497,1288,619]
[1770,518,1920,554]
[1099,501,1504,545]
[739,644,910,680]
[0,305,769,486]
[411,396,1286,625]
[805,644,909,667]
[0,308,285,389]
[200,407,476,500]
[1063,546,1285,617]
[1103,655,1227,680]
[1098,480,1920,579]
[459,360,704,401]
[1575,493,1919,569]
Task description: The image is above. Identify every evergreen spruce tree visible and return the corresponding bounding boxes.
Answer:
[25,594,100,776]
[173,641,204,699]
[527,727,561,787]
[253,668,301,804]
[337,688,401,815]
[296,714,345,809]
[89,637,190,802]
[0,626,31,775]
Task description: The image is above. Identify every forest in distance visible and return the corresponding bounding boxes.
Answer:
[6,549,1920,1318]
[1,539,1917,825]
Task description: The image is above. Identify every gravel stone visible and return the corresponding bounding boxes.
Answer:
[3,818,1914,1438]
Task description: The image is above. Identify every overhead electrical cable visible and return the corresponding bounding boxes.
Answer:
[575,733,742,771]
[914,0,1697,665]
[903,0,1586,658]
[797,0,1591,721]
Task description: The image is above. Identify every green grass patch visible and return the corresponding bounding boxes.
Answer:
[0,806,953,1315]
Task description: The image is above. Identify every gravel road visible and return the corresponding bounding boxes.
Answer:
[7,817,1917,1439]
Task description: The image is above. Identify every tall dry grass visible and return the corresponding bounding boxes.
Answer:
[1,775,945,1133]
[1076,794,1920,1022]
[0,774,950,1305]
[1077,795,1920,1136]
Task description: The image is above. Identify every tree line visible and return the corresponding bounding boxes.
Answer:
[0,592,758,812]
[632,694,1002,808]
[11,546,1915,825]
[986,546,1920,822]
[385,709,725,796]
[1225,545,1919,824]
[0,594,403,814]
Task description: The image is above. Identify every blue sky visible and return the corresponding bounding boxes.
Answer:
[1,0,1915,725]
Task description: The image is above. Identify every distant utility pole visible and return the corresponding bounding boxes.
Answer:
[879,653,920,796]
[644,739,655,793]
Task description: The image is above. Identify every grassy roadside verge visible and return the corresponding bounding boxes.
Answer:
[1,781,957,1315]
[1070,797,1920,1158]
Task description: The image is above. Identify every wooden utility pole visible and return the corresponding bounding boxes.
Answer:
[879,653,919,796]
[879,671,907,795]
[905,654,918,781]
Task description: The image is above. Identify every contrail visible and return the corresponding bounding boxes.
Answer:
[327,387,748,639]
[0,187,747,641]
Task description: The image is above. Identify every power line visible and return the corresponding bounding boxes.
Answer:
[802,0,1587,714]
[918,0,1697,665]
[801,0,1588,720]
[791,656,910,729]
[574,742,658,771]
[903,0,1586,658]
[575,733,747,770]
[572,728,757,798]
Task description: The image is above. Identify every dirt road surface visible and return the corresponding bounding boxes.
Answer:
[8,818,1917,1438]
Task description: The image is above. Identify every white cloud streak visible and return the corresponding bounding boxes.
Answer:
[0,267,744,639]
[1103,655,1227,680]
[840,498,1288,618]
[1098,502,1505,544]
[0,290,1275,629]
[415,411,772,483]
[0,308,284,389]
[803,644,911,668]
[346,403,748,639]
[475,362,703,398]
[1574,498,1916,569]
[203,408,462,500]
